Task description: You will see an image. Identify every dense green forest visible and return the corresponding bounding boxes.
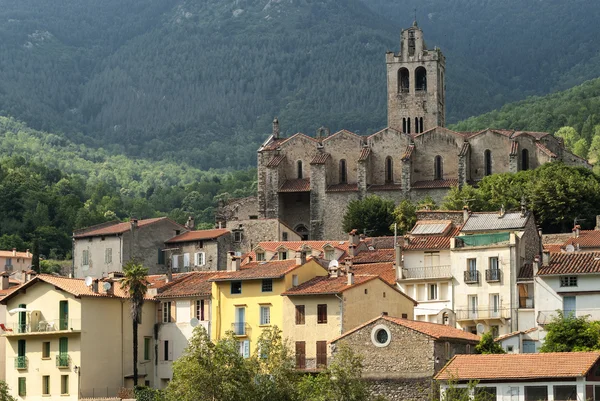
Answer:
[1,0,600,167]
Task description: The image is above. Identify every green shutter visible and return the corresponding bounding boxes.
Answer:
[144,337,150,360]
[158,249,165,265]
[59,337,68,354]
[18,377,26,396]
[59,301,68,330]
[18,304,26,333]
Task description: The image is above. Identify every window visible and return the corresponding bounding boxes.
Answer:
[61,375,69,395]
[239,340,250,358]
[490,294,500,318]
[415,66,427,92]
[261,279,273,292]
[260,306,271,325]
[490,325,499,338]
[196,299,205,321]
[524,386,547,401]
[164,340,171,361]
[521,148,529,171]
[563,296,576,316]
[297,161,303,179]
[317,304,327,324]
[175,230,181,236]
[105,248,112,264]
[158,249,165,265]
[234,307,246,335]
[82,250,89,266]
[282,232,288,241]
[18,303,27,333]
[428,284,438,300]
[467,258,477,271]
[385,157,393,183]
[295,342,306,369]
[339,159,347,183]
[415,117,419,134]
[195,252,205,266]
[278,251,287,260]
[506,345,514,352]
[398,67,409,93]
[444,388,468,399]
[292,274,299,287]
[469,295,478,319]
[402,118,407,133]
[234,231,242,243]
[316,341,327,368]
[371,325,392,347]
[424,251,440,267]
[595,385,600,401]
[489,257,499,270]
[444,342,451,359]
[419,117,424,133]
[434,155,443,180]
[162,301,172,323]
[553,385,576,400]
[42,375,50,395]
[407,117,411,134]
[324,248,335,260]
[144,337,151,361]
[560,276,578,287]
[183,253,190,268]
[58,337,69,367]
[256,252,265,261]
[171,254,179,270]
[231,281,242,294]
[6,258,12,267]
[18,377,26,397]
[295,305,305,325]
[17,339,26,368]
[484,150,492,176]
[42,341,50,359]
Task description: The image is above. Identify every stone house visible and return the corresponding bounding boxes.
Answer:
[224,218,302,253]
[0,250,32,273]
[73,217,187,278]
[436,352,600,400]
[220,23,587,241]
[281,259,416,370]
[164,229,231,272]
[330,314,479,401]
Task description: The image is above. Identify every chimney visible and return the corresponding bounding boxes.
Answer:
[573,225,581,238]
[1,272,10,290]
[272,117,280,139]
[295,251,307,266]
[329,262,339,278]
[26,270,36,282]
[92,279,99,293]
[186,216,195,230]
[520,197,527,218]
[596,215,600,231]
[228,252,240,272]
[349,229,360,246]
[499,206,505,218]
[130,218,139,230]
[12,248,16,257]
[347,270,354,286]
[26,249,30,258]
[395,243,404,280]
[348,244,356,258]
[462,205,470,223]
[344,257,353,272]
[533,255,540,277]
[542,250,551,267]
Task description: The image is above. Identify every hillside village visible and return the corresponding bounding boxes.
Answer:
[1,20,600,401]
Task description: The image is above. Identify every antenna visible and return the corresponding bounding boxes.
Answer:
[102,282,111,291]
[476,323,485,334]
[85,276,93,287]
[328,260,339,269]
[190,318,199,327]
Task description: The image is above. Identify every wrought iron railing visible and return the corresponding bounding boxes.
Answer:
[56,354,70,368]
[402,265,452,280]
[232,322,247,336]
[15,356,27,369]
[455,307,511,321]
[485,269,501,282]
[3,319,81,334]
[464,270,480,284]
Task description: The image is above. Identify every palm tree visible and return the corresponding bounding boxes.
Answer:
[121,261,149,388]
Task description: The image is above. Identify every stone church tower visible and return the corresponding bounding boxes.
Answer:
[386,22,446,133]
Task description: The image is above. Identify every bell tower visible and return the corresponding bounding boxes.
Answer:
[386,22,445,134]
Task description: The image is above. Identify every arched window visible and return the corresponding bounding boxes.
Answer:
[415,117,419,133]
[402,118,407,133]
[407,118,411,134]
[398,68,409,93]
[339,159,347,184]
[297,161,303,179]
[521,149,529,171]
[416,67,427,92]
[434,156,443,180]
[484,150,492,176]
[419,117,424,133]
[385,157,393,183]
[294,224,309,241]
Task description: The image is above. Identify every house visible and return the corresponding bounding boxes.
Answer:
[493,327,540,354]
[0,274,156,400]
[450,208,541,336]
[0,250,32,273]
[0,274,23,382]
[209,254,328,356]
[330,315,479,401]
[154,271,224,388]
[436,352,600,400]
[225,218,303,253]
[164,229,231,272]
[73,217,187,278]
[281,258,416,370]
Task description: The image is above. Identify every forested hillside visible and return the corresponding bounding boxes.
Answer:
[1,0,600,168]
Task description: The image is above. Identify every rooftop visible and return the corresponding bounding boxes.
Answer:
[73,217,177,239]
[351,262,396,285]
[538,252,600,275]
[209,259,314,282]
[281,274,379,296]
[0,250,31,259]
[165,229,230,244]
[156,271,228,298]
[461,211,529,232]
[562,230,600,250]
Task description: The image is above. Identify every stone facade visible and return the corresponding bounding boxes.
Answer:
[166,235,231,271]
[226,218,302,253]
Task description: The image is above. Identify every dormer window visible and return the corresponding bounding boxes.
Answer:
[256,252,265,262]
[278,251,288,260]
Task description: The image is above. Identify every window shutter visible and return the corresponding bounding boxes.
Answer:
[170,302,176,323]
[190,300,195,319]
[316,341,327,367]
[202,300,208,321]
[158,249,165,265]
[168,340,173,361]
[200,252,205,265]
[172,255,178,269]
[183,253,190,268]
[243,340,250,358]
[295,342,306,369]
[194,253,199,266]
[157,303,162,323]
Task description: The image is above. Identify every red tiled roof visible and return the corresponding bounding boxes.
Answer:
[514,131,549,140]
[510,140,519,156]
[351,262,396,285]
[403,225,461,250]
[279,179,310,192]
[459,142,470,156]
[282,274,379,295]
[543,244,563,253]
[536,142,557,158]
[358,147,371,161]
[156,271,227,298]
[310,153,330,165]
[364,237,397,249]
[538,252,600,275]
[166,229,229,243]
[402,144,414,161]
[257,240,350,253]
[435,352,600,381]
[412,179,459,189]
[331,315,479,344]
[259,138,286,151]
[517,264,533,281]
[209,259,315,281]
[73,217,173,239]
[327,183,359,192]
[352,249,395,264]
[267,154,286,167]
[562,230,600,249]
[368,183,402,191]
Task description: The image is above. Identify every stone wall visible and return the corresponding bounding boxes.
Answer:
[226,219,301,253]
[367,378,435,401]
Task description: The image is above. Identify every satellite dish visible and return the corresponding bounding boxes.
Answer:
[190,318,199,327]
[565,244,575,252]
[102,282,112,291]
[328,260,339,268]
[476,323,485,334]
[85,276,93,286]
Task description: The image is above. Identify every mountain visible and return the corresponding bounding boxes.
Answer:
[1,0,600,169]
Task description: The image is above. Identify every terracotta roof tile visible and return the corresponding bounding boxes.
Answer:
[510,140,519,156]
[562,230,600,249]
[74,217,174,239]
[459,142,470,157]
[282,274,378,295]
[364,237,397,249]
[166,229,229,243]
[411,179,459,189]
[257,240,350,253]
[327,183,358,192]
[266,154,286,167]
[435,352,600,381]
[514,131,549,140]
[351,262,396,285]
[209,259,308,281]
[367,183,402,191]
[402,144,414,161]
[536,142,557,158]
[358,147,371,161]
[156,271,228,298]
[538,252,600,275]
[352,249,395,264]
[402,225,461,251]
[542,233,573,245]
[310,153,330,165]
[543,244,563,253]
[279,179,310,192]
[517,263,533,281]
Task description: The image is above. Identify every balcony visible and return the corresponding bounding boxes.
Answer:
[464,270,480,284]
[232,322,248,336]
[56,354,70,368]
[485,269,501,283]
[401,265,452,280]
[3,319,81,336]
[455,233,510,248]
[14,356,27,369]
[456,306,511,322]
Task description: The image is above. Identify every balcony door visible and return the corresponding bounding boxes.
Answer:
[490,294,500,318]
[468,295,478,319]
[424,252,440,267]
[59,301,68,330]
[235,307,245,335]
[18,304,27,333]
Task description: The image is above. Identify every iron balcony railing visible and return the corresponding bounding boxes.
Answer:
[519,296,535,309]
[56,354,70,368]
[464,270,480,284]
[455,306,511,321]
[232,322,248,336]
[402,265,452,280]
[485,269,501,282]
[14,356,27,369]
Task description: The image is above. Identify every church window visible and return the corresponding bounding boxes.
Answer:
[420,117,424,133]
[402,118,407,133]
[297,161,303,179]
[295,225,309,241]
[385,157,393,183]
[415,117,419,133]
[339,159,347,184]
[521,149,529,171]
[416,67,427,92]
[407,118,411,134]
[408,30,416,57]
[434,156,443,180]
[398,68,409,93]
[484,150,492,176]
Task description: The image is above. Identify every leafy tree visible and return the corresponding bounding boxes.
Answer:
[0,380,17,401]
[31,238,40,273]
[474,332,506,354]
[0,235,26,252]
[572,138,589,158]
[121,262,149,387]
[342,196,395,237]
[439,379,495,401]
[391,199,416,235]
[441,185,483,211]
[554,126,580,149]
[540,311,600,352]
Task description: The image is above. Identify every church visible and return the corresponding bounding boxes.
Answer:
[220,23,588,241]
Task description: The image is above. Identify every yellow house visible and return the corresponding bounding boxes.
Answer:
[1,274,156,400]
[210,256,327,355]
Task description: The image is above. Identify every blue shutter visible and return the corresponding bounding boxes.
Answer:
[563,296,576,316]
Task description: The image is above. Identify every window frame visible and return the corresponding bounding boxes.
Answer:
[196,299,205,321]
[105,248,112,264]
[524,385,548,401]
[195,252,206,266]
[317,304,328,324]
[261,279,273,293]
[82,250,89,266]
[560,276,578,287]
[428,283,438,300]
[162,301,172,323]
[18,377,26,397]
[259,305,271,326]
[231,281,242,295]
[42,375,50,396]
[42,341,50,359]
[61,374,69,395]
[256,252,266,262]
[295,305,305,325]
[144,337,151,361]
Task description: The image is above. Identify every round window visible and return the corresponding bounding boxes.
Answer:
[375,329,388,344]
[370,324,391,347]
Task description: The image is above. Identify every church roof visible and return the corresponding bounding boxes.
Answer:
[412,179,459,189]
[279,179,310,192]
[310,153,330,165]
